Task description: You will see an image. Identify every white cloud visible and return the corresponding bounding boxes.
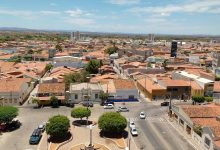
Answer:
[108,0,140,5]
[129,0,220,15]
[40,11,60,15]
[65,9,92,17]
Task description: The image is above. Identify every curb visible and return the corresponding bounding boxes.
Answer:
[56,133,73,150]
[103,137,126,149]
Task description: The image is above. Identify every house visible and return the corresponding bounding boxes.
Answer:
[137,77,166,101]
[171,104,220,150]
[172,71,214,96]
[36,83,65,105]
[213,82,220,104]
[0,78,32,105]
[136,76,191,101]
[52,56,84,68]
[107,79,139,102]
[68,83,102,104]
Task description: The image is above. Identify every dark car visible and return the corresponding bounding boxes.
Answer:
[82,101,93,107]
[29,129,42,144]
[161,101,169,106]
[101,101,115,106]
[5,118,21,131]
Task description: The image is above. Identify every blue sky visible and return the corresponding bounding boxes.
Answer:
[0,0,220,35]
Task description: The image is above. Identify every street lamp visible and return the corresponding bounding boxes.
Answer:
[86,76,90,125]
[86,124,94,148]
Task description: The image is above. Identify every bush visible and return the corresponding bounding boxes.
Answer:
[46,115,70,138]
[192,96,205,103]
[71,107,91,120]
[98,112,127,135]
[193,125,202,137]
[105,47,118,55]
[204,97,213,102]
[0,106,18,124]
[50,96,59,108]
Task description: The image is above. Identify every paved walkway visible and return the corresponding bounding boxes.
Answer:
[38,118,138,150]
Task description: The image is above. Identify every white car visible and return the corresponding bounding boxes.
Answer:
[103,104,114,109]
[129,121,136,129]
[139,112,146,119]
[130,128,138,136]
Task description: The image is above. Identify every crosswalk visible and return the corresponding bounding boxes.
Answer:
[127,116,166,123]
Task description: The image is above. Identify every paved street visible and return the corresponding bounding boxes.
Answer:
[119,102,195,150]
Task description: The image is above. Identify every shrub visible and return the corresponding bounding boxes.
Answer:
[98,112,127,135]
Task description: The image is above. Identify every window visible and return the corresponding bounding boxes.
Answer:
[173,88,178,92]
[75,94,78,99]
[95,94,98,99]
[179,119,184,126]
[129,95,134,99]
[204,137,210,148]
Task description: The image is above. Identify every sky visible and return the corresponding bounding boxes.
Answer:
[0,0,220,35]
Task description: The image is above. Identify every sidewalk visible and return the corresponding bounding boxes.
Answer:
[164,115,202,150]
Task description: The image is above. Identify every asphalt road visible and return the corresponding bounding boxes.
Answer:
[121,102,195,150]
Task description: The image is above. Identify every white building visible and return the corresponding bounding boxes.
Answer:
[69,83,102,104]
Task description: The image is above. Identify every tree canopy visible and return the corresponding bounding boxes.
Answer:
[55,44,62,52]
[71,107,91,120]
[99,91,109,104]
[64,70,89,88]
[46,115,70,138]
[85,60,101,74]
[0,106,18,123]
[98,112,127,134]
[50,95,59,108]
[45,63,53,72]
[105,46,119,55]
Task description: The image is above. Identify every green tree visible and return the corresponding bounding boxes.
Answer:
[162,60,168,69]
[32,98,40,106]
[64,70,89,88]
[192,96,205,103]
[8,55,21,63]
[45,63,53,72]
[55,44,62,52]
[99,91,109,105]
[0,106,18,123]
[50,96,59,108]
[46,115,70,138]
[71,107,91,121]
[147,62,152,68]
[85,60,101,74]
[27,49,34,54]
[105,46,118,55]
[204,97,213,102]
[98,112,127,135]
[193,125,202,136]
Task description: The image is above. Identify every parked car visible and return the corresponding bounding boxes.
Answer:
[130,128,138,136]
[139,112,146,119]
[38,124,45,132]
[29,129,42,144]
[129,121,136,129]
[103,104,114,109]
[161,101,169,106]
[4,118,21,131]
[82,101,93,107]
[117,106,129,112]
